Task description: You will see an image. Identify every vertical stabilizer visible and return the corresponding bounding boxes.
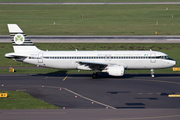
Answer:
[7,24,41,53]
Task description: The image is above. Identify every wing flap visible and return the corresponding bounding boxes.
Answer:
[76,61,109,70]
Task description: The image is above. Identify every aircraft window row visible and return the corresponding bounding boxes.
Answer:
[29,57,38,59]
[35,56,169,59]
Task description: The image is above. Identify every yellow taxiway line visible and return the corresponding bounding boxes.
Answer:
[63,75,68,81]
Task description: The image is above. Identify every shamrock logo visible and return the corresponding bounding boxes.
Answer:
[14,34,24,44]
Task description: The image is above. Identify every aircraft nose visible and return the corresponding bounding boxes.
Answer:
[171,60,176,66]
[173,60,176,66]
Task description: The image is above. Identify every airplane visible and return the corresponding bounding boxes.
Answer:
[5,24,176,78]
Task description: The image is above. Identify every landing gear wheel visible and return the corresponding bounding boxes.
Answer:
[92,72,98,79]
[151,69,155,78]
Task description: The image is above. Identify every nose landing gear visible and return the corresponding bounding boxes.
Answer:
[151,69,154,78]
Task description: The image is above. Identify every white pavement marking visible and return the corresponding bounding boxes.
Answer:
[63,87,116,109]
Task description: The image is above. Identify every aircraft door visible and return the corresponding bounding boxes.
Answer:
[38,53,43,63]
[105,54,111,62]
[150,53,156,63]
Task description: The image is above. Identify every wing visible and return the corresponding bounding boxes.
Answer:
[76,61,125,76]
[76,61,113,71]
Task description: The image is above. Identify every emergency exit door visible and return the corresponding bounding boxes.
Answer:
[150,53,156,63]
[38,53,43,63]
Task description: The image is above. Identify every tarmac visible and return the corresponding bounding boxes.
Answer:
[0,73,180,120]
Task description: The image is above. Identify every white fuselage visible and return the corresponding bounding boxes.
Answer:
[19,50,175,70]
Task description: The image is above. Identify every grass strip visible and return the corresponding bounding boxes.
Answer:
[0,4,180,35]
[0,91,59,109]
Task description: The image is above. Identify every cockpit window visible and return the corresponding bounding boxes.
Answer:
[156,56,174,60]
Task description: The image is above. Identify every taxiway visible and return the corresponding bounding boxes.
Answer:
[0,73,180,109]
[1,35,180,43]
[0,73,180,119]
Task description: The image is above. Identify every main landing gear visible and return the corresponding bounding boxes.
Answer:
[92,72,98,79]
[151,69,154,78]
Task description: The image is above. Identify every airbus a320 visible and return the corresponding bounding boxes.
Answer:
[5,24,176,78]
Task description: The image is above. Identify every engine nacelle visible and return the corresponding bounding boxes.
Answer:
[106,66,125,76]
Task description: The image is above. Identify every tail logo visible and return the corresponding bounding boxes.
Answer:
[14,34,24,45]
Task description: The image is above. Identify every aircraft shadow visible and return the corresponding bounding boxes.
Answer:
[32,70,180,79]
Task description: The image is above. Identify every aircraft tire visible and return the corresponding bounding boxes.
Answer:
[92,73,98,79]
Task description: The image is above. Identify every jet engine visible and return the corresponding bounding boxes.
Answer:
[105,65,125,76]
